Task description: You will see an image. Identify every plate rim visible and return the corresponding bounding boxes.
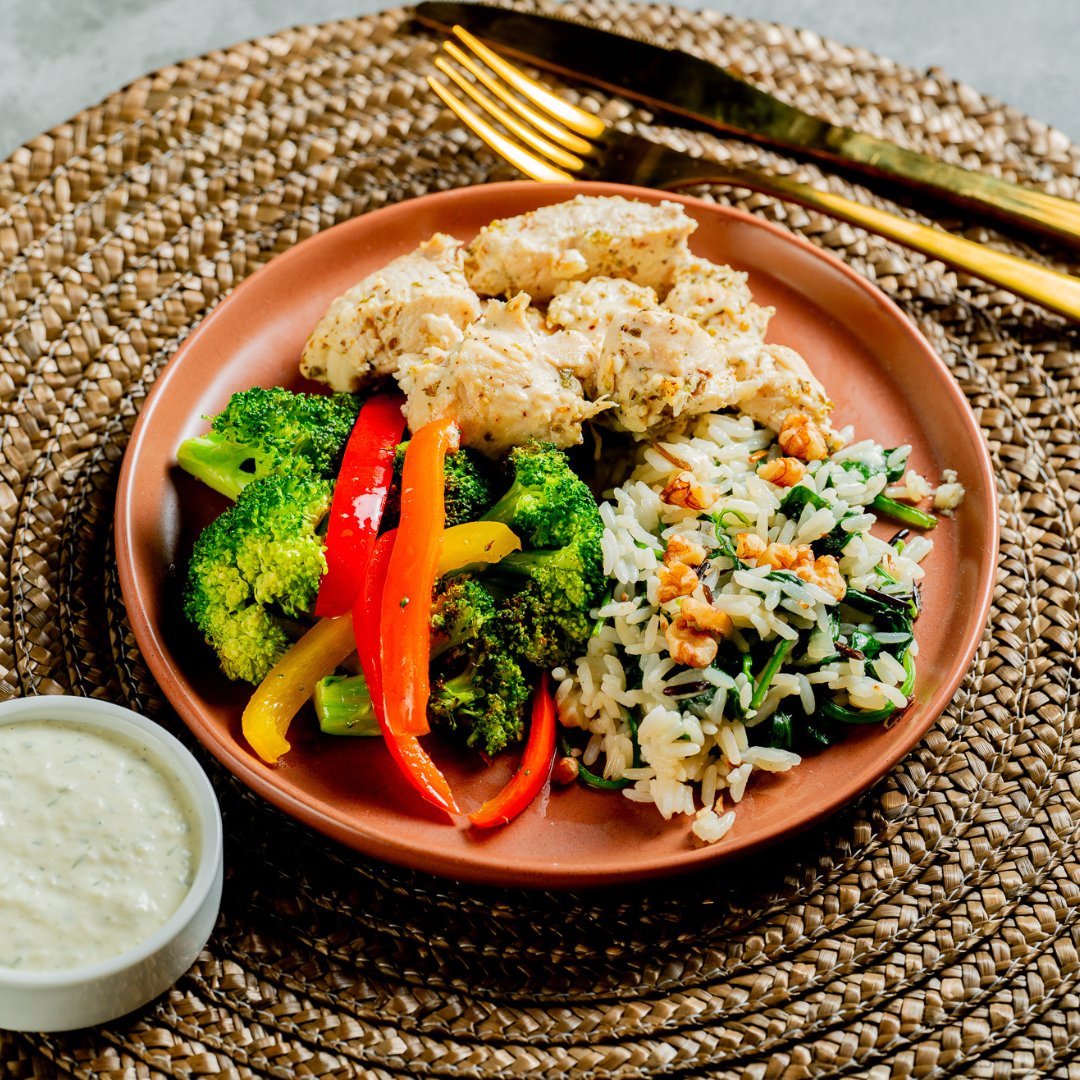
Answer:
[115,179,999,888]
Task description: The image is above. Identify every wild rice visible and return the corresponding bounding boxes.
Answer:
[557,411,962,845]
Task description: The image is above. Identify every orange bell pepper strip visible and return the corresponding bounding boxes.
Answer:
[242,614,357,765]
[378,418,460,738]
[468,672,556,828]
[354,526,460,817]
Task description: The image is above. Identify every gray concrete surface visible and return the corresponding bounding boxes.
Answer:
[0,0,1077,159]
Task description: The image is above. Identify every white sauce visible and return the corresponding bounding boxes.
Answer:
[0,719,198,972]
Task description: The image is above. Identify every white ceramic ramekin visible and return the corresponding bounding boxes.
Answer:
[0,695,223,1032]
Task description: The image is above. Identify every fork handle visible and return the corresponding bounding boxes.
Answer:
[619,142,1080,322]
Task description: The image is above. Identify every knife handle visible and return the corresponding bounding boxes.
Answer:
[814,129,1080,249]
[650,155,1080,322]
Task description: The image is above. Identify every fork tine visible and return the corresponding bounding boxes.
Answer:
[451,26,606,140]
[427,76,574,184]
[434,56,585,170]
[441,42,593,156]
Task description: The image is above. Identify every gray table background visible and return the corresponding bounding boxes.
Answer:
[1,0,1078,159]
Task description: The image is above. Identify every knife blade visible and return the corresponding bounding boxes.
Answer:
[414,1,1080,247]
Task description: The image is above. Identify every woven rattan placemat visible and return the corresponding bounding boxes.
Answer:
[2,2,1078,1075]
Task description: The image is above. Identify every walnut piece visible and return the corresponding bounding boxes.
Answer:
[660,471,720,511]
[663,533,707,568]
[680,597,734,638]
[656,560,699,604]
[664,614,718,668]
[777,412,829,461]
[757,456,807,487]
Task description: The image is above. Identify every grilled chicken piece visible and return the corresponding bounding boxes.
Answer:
[731,344,833,433]
[300,233,481,392]
[404,293,607,456]
[547,277,658,339]
[595,308,737,435]
[663,256,772,356]
[464,195,696,302]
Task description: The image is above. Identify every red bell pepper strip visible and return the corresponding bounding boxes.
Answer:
[353,527,460,817]
[314,392,405,618]
[354,529,396,708]
[384,733,461,817]
[468,673,557,828]
[378,418,459,738]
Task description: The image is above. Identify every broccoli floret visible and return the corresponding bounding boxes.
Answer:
[430,577,499,656]
[488,538,605,670]
[314,577,530,756]
[493,580,594,670]
[478,445,606,669]
[381,442,496,530]
[428,650,531,757]
[182,472,332,684]
[315,444,607,757]
[429,576,530,754]
[177,386,360,500]
[312,644,530,759]
[481,441,602,548]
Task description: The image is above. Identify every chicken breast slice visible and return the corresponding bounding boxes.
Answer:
[730,344,833,432]
[663,256,773,356]
[300,233,481,392]
[404,293,607,456]
[595,309,738,435]
[464,195,696,302]
[547,277,659,341]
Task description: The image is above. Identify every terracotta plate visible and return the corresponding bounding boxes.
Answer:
[115,181,997,888]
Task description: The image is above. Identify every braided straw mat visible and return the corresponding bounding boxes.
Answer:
[2,1,1079,1076]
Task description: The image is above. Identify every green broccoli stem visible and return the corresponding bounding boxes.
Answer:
[176,435,256,501]
[315,667,503,747]
[495,549,548,576]
[314,675,381,737]
[870,494,937,530]
[480,482,530,533]
[749,638,796,712]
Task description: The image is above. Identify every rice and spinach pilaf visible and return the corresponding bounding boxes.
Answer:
[554,411,964,844]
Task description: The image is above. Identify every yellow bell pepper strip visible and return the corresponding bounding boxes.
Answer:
[435,520,521,576]
[353,527,460,817]
[242,614,357,764]
[379,418,460,738]
[315,392,406,618]
[468,672,556,828]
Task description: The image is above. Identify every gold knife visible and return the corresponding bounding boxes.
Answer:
[415,1,1080,248]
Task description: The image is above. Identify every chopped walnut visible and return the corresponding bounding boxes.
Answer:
[680,596,734,638]
[777,412,829,461]
[757,542,800,571]
[801,554,847,600]
[661,471,719,511]
[757,456,807,487]
[656,560,699,603]
[736,536,840,597]
[735,532,768,561]
[663,533,707,568]
[664,614,718,668]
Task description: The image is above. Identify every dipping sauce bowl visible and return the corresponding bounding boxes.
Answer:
[0,696,223,1032]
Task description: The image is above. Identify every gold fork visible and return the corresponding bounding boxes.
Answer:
[428,27,1080,323]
